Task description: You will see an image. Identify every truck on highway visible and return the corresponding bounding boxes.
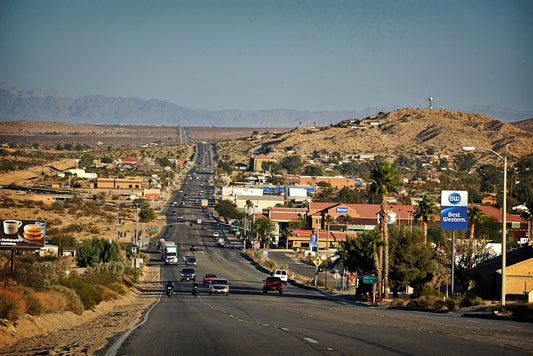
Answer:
[162,241,178,264]
[201,199,208,212]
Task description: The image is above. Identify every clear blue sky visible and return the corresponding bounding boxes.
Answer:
[1,0,531,111]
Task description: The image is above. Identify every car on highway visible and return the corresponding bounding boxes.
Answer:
[203,273,217,285]
[272,269,288,284]
[209,278,229,295]
[180,268,196,282]
[190,244,198,251]
[263,276,283,294]
[177,214,184,219]
[212,231,219,237]
[186,256,197,266]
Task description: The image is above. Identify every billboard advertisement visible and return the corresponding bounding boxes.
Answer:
[0,219,46,249]
[441,190,468,231]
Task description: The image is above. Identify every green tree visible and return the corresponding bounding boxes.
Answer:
[255,217,276,247]
[368,160,399,299]
[76,238,120,267]
[339,161,358,177]
[215,200,243,221]
[467,205,484,240]
[388,225,434,298]
[280,155,303,174]
[79,154,94,168]
[412,195,439,243]
[455,152,477,171]
[305,164,324,176]
[139,207,156,222]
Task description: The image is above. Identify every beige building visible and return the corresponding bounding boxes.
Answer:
[97,177,143,189]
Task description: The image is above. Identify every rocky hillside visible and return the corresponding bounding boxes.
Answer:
[216,108,533,164]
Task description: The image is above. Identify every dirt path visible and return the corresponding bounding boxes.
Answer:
[0,263,161,355]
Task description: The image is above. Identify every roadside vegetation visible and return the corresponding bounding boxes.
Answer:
[0,237,148,321]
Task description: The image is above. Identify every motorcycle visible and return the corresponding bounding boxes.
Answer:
[166,284,174,297]
[192,284,199,297]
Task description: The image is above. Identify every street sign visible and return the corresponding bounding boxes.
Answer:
[363,275,377,284]
[314,257,321,266]
[151,229,158,232]
[333,272,341,280]
[310,234,317,248]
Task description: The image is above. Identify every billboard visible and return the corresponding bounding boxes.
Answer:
[0,219,46,249]
[441,190,468,231]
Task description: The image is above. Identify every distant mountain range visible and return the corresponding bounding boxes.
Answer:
[1,82,531,127]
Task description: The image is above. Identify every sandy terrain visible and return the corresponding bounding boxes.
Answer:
[0,261,161,355]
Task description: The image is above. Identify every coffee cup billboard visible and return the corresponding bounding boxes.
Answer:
[0,219,46,249]
[3,220,22,235]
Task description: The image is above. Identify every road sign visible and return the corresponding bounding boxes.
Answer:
[314,257,321,266]
[310,234,317,248]
[363,275,377,284]
[333,272,341,280]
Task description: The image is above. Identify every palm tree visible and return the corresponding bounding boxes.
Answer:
[467,205,484,240]
[413,195,439,244]
[325,214,335,250]
[344,214,353,235]
[369,160,399,299]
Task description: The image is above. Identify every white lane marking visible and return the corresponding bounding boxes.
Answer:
[304,337,319,344]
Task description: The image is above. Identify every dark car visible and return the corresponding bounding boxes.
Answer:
[186,256,197,266]
[180,268,196,282]
[190,244,198,251]
[263,276,283,294]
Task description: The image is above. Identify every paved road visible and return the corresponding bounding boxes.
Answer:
[104,143,533,356]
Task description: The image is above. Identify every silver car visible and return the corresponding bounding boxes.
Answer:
[209,278,229,295]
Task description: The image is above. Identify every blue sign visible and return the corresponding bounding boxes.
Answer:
[441,190,468,231]
[310,234,317,248]
[336,206,348,213]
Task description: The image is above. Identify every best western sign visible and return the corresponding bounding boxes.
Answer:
[440,191,468,231]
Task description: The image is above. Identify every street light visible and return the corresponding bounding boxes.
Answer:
[462,146,507,310]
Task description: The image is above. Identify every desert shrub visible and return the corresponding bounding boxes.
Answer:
[26,261,58,290]
[411,283,441,299]
[85,261,126,285]
[389,299,404,307]
[0,288,27,320]
[48,285,84,315]
[507,303,533,321]
[445,299,456,310]
[20,286,44,316]
[433,299,447,310]
[460,294,482,307]
[59,275,103,310]
[51,201,65,213]
[34,289,67,314]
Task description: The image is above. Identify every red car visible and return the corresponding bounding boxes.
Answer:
[263,276,283,294]
[203,274,217,285]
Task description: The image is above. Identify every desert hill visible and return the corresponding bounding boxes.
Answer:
[215,108,533,164]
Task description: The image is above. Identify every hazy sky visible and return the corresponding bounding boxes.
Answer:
[1,0,531,111]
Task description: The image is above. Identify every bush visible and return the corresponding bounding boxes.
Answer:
[389,299,404,307]
[0,288,27,320]
[34,289,67,314]
[20,286,43,316]
[411,284,441,299]
[59,275,103,310]
[460,294,482,308]
[48,285,84,315]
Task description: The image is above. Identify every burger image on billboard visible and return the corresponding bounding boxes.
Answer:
[23,224,43,240]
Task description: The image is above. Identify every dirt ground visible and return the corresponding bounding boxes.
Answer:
[0,261,161,355]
